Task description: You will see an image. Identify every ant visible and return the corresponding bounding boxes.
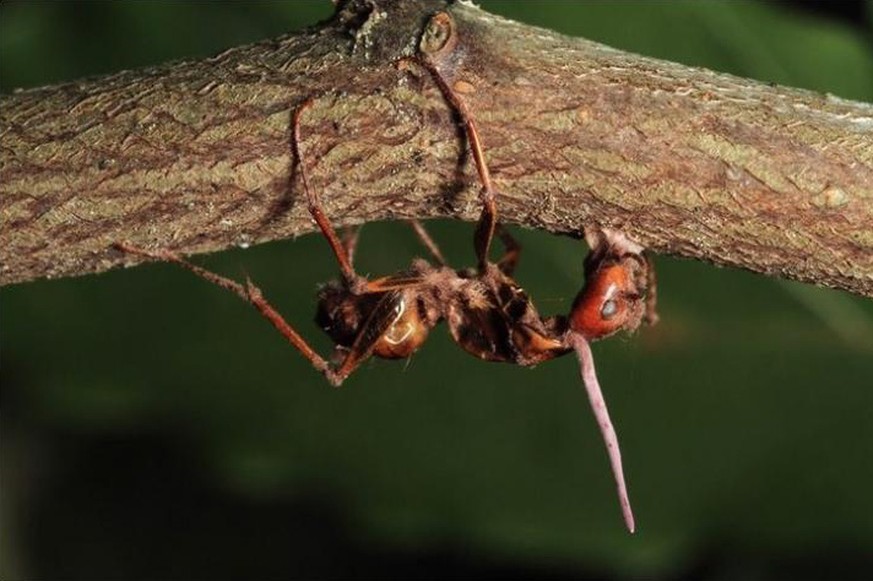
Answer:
[117,56,657,533]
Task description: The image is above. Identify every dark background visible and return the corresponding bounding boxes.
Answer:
[2,1,873,579]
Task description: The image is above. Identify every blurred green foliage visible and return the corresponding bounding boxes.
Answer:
[2,1,873,579]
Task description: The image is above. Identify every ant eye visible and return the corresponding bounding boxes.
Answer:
[601,299,618,319]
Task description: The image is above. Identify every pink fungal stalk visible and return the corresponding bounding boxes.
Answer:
[569,332,635,533]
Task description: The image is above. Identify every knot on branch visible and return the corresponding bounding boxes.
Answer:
[420,11,458,58]
[333,0,452,62]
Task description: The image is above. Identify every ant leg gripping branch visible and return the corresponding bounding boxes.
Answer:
[292,99,362,291]
[408,56,499,273]
[408,220,447,266]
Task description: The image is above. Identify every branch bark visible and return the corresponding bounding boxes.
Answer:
[2,0,872,297]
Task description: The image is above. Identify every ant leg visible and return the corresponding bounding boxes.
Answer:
[340,221,435,293]
[115,243,343,386]
[364,275,426,293]
[293,99,360,287]
[415,58,497,273]
[408,220,447,266]
[341,226,361,268]
[643,254,659,326]
[495,224,521,276]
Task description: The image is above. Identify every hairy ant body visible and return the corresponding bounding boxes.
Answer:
[118,56,657,532]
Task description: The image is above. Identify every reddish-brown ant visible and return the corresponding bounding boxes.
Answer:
[116,56,657,532]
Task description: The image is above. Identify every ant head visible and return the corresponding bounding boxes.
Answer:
[569,257,647,341]
[316,283,368,347]
[372,296,430,359]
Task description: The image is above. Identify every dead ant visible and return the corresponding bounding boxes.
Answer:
[116,56,657,532]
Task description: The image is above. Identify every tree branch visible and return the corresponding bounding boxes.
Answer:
[1,0,871,297]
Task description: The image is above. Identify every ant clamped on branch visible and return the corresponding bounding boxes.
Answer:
[116,21,657,533]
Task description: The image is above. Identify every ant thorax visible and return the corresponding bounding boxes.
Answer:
[444,263,569,366]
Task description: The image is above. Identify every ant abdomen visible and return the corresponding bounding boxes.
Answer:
[372,296,431,359]
[315,283,435,360]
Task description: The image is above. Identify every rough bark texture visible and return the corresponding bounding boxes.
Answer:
[1,0,872,297]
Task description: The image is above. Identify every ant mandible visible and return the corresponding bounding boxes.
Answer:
[117,55,657,533]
